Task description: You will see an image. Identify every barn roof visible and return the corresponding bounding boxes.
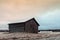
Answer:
[9,18,40,26]
[25,18,40,26]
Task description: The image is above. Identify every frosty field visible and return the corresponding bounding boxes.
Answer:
[0,32,60,40]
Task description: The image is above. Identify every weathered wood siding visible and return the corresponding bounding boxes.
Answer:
[9,23,25,32]
[25,19,38,33]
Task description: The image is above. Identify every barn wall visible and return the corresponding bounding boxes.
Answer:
[25,20,38,33]
[9,23,25,32]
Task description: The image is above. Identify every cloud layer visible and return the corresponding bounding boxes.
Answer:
[0,0,60,30]
[38,9,60,30]
[0,0,60,23]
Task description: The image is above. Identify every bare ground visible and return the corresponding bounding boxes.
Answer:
[0,32,60,40]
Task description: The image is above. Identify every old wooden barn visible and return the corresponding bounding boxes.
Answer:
[8,18,40,33]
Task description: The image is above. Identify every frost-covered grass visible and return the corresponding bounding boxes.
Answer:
[0,32,60,40]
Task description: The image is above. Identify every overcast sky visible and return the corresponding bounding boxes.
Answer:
[0,0,60,30]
